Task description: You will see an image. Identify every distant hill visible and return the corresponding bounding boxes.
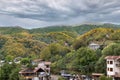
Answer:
[29,23,120,34]
[0,23,120,35]
[0,26,27,34]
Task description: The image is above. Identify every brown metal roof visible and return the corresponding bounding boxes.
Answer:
[44,62,51,65]
[92,73,104,76]
[19,68,35,74]
[105,56,120,60]
[19,67,46,74]
[33,59,43,62]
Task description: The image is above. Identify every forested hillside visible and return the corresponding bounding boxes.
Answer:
[30,23,120,34]
[0,24,120,79]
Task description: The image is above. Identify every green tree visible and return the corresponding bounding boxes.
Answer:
[9,68,20,80]
[2,39,26,59]
[40,47,51,61]
[99,75,107,80]
[95,56,106,73]
[99,75,112,80]
[40,43,70,62]
[102,43,120,56]
[0,63,15,80]
[58,76,66,80]
[20,58,31,65]
[68,47,97,75]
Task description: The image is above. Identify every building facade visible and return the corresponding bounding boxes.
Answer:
[19,60,51,80]
[105,56,120,80]
[89,42,100,50]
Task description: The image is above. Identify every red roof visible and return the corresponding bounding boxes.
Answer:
[45,62,51,65]
[105,56,120,60]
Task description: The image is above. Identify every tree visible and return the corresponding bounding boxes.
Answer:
[20,58,31,65]
[110,30,120,40]
[95,56,106,73]
[58,77,66,80]
[2,39,26,59]
[9,68,20,80]
[40,43,70,62]
[73,38,87,50]
[102,43,120,56]
[40,47,51,61]
[68,47,97,75]
[99,75,107,80]
[0,63,16,80]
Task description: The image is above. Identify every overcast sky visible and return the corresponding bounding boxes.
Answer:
[0,0,120,29]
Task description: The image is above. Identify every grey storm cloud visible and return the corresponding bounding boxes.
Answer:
[0,0,120,28]
[0,0,119,21]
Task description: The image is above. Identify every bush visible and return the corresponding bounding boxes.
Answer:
[58,76,66,80]
[99,75,112,80]
[99,75,107,80]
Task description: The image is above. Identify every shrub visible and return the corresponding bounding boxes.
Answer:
[58,76,66,80]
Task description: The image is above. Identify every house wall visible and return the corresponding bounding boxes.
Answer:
[107,59,120,77]
[114,60,120,75]
[107,59,115,76]
[89,44,100,50]
[38,62,46,68]
[38,62,51,74]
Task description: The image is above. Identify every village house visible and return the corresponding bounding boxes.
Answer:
[92,73,104,80]
[19,59,51,80]
[32,59,43,65]
[0,60,5,66]
[105,56,120,80]
[88,42,100,50]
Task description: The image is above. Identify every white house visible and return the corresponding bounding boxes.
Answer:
[89,42,100,50]
[0,60,5,66]
[37,61,51,75]
[105,56,120,80]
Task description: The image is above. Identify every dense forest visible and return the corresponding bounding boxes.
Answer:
[0,24,120,80]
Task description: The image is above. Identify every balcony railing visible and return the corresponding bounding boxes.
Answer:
[116,64,120,67]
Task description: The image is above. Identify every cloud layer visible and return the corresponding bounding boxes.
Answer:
[0,0,120,28]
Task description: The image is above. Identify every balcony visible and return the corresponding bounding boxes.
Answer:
[115,72,120,77]
[116,64,120,67]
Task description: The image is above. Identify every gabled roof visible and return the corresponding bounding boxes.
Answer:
[33,59,43,63]
[105,56,120,60]
[19,68,35,74]
[92,73,104,76]
[19,67,45,74]
[34,67,45,72]
[45,62,51,65]
[89,42,100,46]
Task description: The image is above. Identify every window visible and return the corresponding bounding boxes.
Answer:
[46,65,49,68]
[107,61,109,64]
[107,68,109,71]
[110,61,113,64]
[110,68,113,72]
